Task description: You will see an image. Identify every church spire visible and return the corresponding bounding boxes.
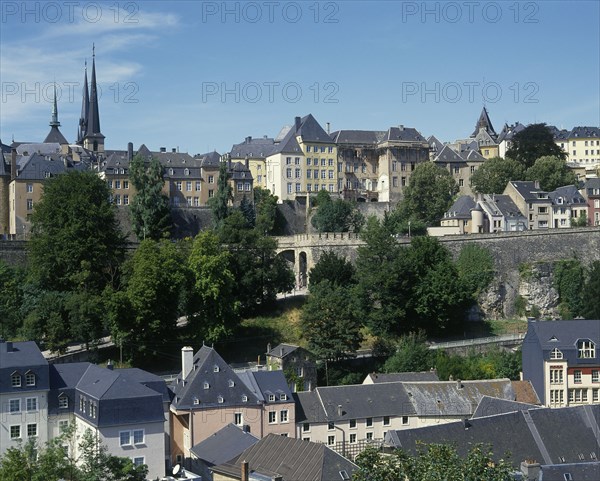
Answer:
[49,83,60,127]
[471,106,497,139]
[77,60,89,144]
[82,44,105,154]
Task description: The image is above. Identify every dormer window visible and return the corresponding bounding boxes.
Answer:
[578,340,596,359]
[213,365,220,373]
[228,380,235,388]
[550,348,563,360]
[203,382,210,390]
[25,372,35,386]
[184,168,190,176]
[242,395,248,402]
[169,168,174,176]
[11,373,21,388]
[217,395,224,404]
[193,397,199,405]
[280,394,287,401]
[58,395,68,409]
[268,394,275,402]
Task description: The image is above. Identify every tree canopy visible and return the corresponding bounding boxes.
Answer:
[506,123,566,169]
[525,155,578,192]
[397,163,458,226]
[308,250,356,288]
[311,190,364,232]
[470,157,525,194]
[128,154,172,241]
[209,160,232,228]
[28,170,125,292]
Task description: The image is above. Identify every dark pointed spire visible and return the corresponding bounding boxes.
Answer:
[86,47,101,138]
[77,60,89,144]
[49,83,60,127]
[471,106,497,139]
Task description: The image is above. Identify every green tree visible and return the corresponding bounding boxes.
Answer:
[301,280,362,361]
[383,331,433,373]
[311,194,363,232]
[382,209,427,237]
[188,230,239,343]
[128,154,172,241]
[209,159,232,228]
[65,291,105,352]
[239,195,256,227]
[554,259,586,319]
[582,261,600,319]
[525,155,578,192]
[456,244,496,299]
[21,291,71,353]
[506,123,567,169]
[108,239,187,362]
[470,157,526,194]
[0,261,26,339]
[28,170,125,292]
[308,250,356,288]
[397,163,458,226]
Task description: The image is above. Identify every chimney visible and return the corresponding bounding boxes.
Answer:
[181,346,194,381]
[456,379,463,390]
[241,460,249,481]
[337,404,343,416]
[245,136,252,144]
[160,147,166,153]
[127,142,133,162]
[11,148,17,181]
[280,347,284,357]
[106,359,113,370]
[399,124,404,131]
[266,343,271,354]
[295,116,301,130]
[326,122,331,134]
[6,341,13,352]
[520,460,541,481]
[245,155,249,170]
[172,148,176,153]
[534,180,540,189]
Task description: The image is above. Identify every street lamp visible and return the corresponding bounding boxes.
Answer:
[408,221,411,238]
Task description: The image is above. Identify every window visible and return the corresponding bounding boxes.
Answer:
[228,380,235,388]
[217,395,224,404]
[115,180,121,189]
[578,340,595,358]
[295,157,301,165]
[168,168,174,176]
[594,389,599,403]
[107,180,113,189]
[186,181,192,191]
[25,372,35,386]
[176,181,182,191]
[366,417,373,427]
[306,146,311,153]
[286,157,292,164]
[208,189,214,198]
[193,397,199,405]
[327,435,335,446]
[203,381,210,389]
[383,416,390,426]
[296,183,301,192]
[27,423,37,437]
[123,180,129,189]
[349,419,356,429]
[59,396,68,409]
[195,181,201,191]
[287,183,292,194]
[328,422,335,431]
[402,416,409,425]
[26,398,37,412]
[237,182,244,192]
[280,410,288,423]
[245,182,251,191]
[133,429,144,444]
[123,195,129,205]
[25,198,33,211]
[459,179,464,187]
[286,168,292,178]
[550,389,564,405]
[302,423,310,432]
[366,432,373,441]
[268,411,276,424]
[11,373,21,387]
[208,175,214,184]
[349,433,357,444]
[9,399,20,413]
[550,348,563,360]
[234,413,243,426]
[550,369,563,384]
[133,457,145,467]
[280,394,287,401]
[26,183,33,193]
[592,370,599,383]
[120,431,131,446]
[59,420,69,433]
[213,365,220,373]
[10,425,20,439]
[574,370,582,384]
[268,394,275,402]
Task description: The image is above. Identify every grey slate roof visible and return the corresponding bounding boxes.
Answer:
[548,185,587,206]
[444,196,477,219]
[472,395,540,419]
[427,135,445,153]
[266,343,300,359]
[230,137,278,159]
[171,346,261,410]
[16,143,61,155]
[507,181,549,202]
[0,139,10,153]
[402,379,516,417]
[0,341,49,393]
[383,126,426,143]
[497,122,526,143]
[585,178,600,197]
[481,194,526,220]
[43,126,68,145]
[568,126,600,140]
[386,404,600,468]
[294,382,416,423]
[365,371,440,384]
[524,319,600,352]
[211,434,358,481]
[190,424,258,465]
[48,362,91,414]
[434,144,465,163]
[471,107,497,138]
[229,161,253,181]
[330,130,385,145]
[463,149,487,162]
[540,462,600,481]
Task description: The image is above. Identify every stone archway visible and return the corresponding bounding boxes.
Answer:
[298,251,308,288]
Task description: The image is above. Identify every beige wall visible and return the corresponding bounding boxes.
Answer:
[9,180,44,237]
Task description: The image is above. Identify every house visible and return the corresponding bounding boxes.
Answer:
[582,178,600,226]
[548,185,588,228]
[331,125,430,202]
[265,343,317,392]
[555,126,600,167]
[440,195,476,234]
[0,340,170,479]
[189,424,259,481]
[229,136,279,190]
[210,434,358,481]
[469,107,499,159]
[477,193,527,232]
[497,122,526,158]
[169,346,295,468]
[522,319,600,407]
[293,378,517,459]
[265,114,337,202]
[504,181,553,230]
[385,404,600,472]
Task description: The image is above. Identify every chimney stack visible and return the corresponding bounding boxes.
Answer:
[11,148,17,181]
[160,147,166,153]
[337,404,343,416]
[127,142,133,162]
[245,136,252,144]
[172,148,176,153]
[520,460,541,481]
[326,122,330,134]
[107,359,113,370]
[245,155,249,170]
[181,346,194,381]
[241,460,249,481]
[295,116,301,130]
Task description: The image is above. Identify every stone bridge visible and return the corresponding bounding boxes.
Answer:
[274,227,600,292]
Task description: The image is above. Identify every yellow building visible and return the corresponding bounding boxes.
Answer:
[554,126,600,168]
[230,136,278,191]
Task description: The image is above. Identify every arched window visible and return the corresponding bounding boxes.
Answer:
[550,348,563,360]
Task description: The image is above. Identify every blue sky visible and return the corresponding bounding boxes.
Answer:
[1,1,598,155]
